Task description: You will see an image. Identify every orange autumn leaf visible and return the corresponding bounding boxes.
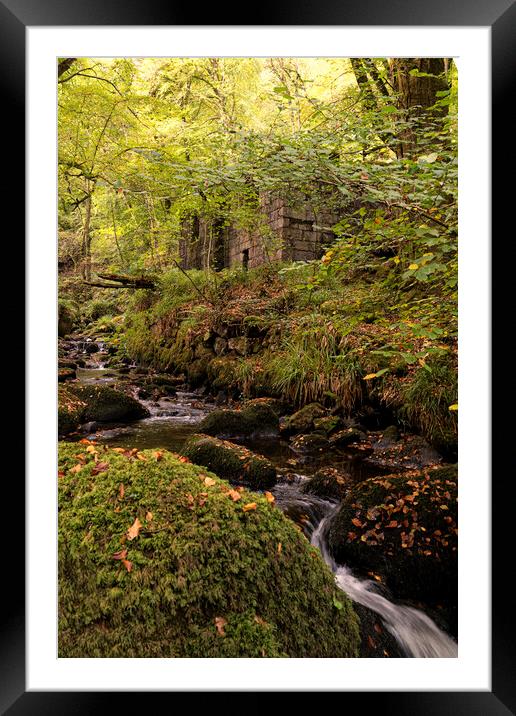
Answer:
[79,438,92,444]
[127,517,142,541]
[214,616,227,636]
[351,517,364,528]
[70,464,83,474]
[227,489,241,502]
[91,461,109,476]
[204,477,216,487]
[386,520,398,528]
[122,559,133,573]
[85,445,98,454]
[112,549,128,560]
[118,483,125,500]
[178,456,190,463]
[243,502,257,512]
[264,491,275,504]
[58,470,65,478]
[277,542,282,554]
[136,452,147,461]
[112,447,125,454]
[145,511,153,522]
[153,451,164,461]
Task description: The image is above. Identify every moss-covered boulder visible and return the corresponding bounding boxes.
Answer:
[58,367,76,382]
[328,465,458,606]
[329,427,365,448]
[290,433,330,454]
[300,468,351,501]
[313,415,342,436]
[198,403,278,439]
[281,403,326,435]
[58,301,75,337]
[58,384,149,435]
[183,434,277,490]
[58,442,360,657]
[242,397,291,418]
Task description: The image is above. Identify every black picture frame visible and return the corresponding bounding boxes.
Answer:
[4,0,511,712]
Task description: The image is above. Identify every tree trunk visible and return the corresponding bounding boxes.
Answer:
[389,58,449,159]
[81,192,92,281]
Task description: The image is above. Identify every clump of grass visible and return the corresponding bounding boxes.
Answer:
[400,355,458,456]
[267,317,364,411]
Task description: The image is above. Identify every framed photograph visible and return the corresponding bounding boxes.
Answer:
[4,0,509,710]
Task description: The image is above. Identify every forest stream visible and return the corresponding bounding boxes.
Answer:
[65,338,458,658]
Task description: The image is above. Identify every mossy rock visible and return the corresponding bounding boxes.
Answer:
[198,404,278,439]
[329,427,365,448]
[242,397,292,418]
[58,443,360,657]
[207,357,239,392]
[300,468,351,501]
[281,403,326,435]
[290,433,330,454]
[328,465,458,607]
[58,384,149,435]
[187,357,210,388]
[313,415,342,436]
[58,301,75,337]
[58,367,76,382]
[182,434,277,490]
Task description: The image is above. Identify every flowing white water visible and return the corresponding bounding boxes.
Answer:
[310,508,458,658]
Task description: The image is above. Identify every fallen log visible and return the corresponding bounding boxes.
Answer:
[83,272,156,290]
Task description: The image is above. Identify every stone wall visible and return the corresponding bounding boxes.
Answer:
[180,195,339,270]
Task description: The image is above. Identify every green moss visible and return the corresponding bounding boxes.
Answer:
[58,443,360,658]
[198,404,278,439]
[328,465,458,605]
[58,384,149,434]
[282,403,326,435]
[300,468,350,501]
[182,434,277,490]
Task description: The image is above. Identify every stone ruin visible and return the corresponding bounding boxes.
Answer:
[179,194,340,271]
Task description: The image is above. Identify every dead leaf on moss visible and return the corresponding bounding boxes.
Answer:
[127,518,142,541]
[243,502,257,512]
[214,616,227,636]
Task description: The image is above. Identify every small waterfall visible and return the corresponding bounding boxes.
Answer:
[310,508,458,658]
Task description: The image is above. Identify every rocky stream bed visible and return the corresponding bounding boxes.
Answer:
[58,336,458,658]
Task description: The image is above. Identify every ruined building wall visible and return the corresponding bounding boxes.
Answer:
[179,195,339,271]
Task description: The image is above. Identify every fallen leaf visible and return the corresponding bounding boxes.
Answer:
[70,464,83,474]
[58,471,65,478]
[204,477,216,487]
[136,452,147,461]
[214,616,227,636]
[243,502,257,512]
[112,447,125,454]
[122,559,133,573]
[351,517,364,528]
[386,520,398,528]
[264,491,275,504]
[118,483,125,500]
[85,445,98,454]
[277,542,282,554]
[112,549,128,560]
[227,489,241,501]
[79,438,92,445]
[127,517,142,541]
[153,450,164,461]
[91,461,109,476]
[145,511,153,522]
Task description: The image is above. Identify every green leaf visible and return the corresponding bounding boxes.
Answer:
[333,595,343,610]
